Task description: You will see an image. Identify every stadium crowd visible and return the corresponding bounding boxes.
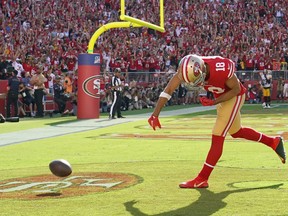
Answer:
[0,0,287,116]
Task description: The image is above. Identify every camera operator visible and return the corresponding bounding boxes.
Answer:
[6,70,20,118]
[18,82,35,117]
[64,72,73,94]
[53,76,69,116]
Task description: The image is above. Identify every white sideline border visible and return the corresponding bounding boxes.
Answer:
[0,106,215,147]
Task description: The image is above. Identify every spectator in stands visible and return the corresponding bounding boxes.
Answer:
[21,72,32,88]
[53,76,69,116]
[29,65,47,118]
[283,81,288,101]
[18,82,36,117]
[101,88,112,113]
[122,84,132,111]
[17,99,27,118]
[0,0,287,113]
[184,84,194,105]
[64,72,73,94]
[244,53,255,71]
[177,83,186,105]
[46,69,56,94]
[130,87,142,110]
[277,77,285,102]
[247,85,258,104]
[12,58,25,78]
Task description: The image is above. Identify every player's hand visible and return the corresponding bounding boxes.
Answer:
[199,97,215,106]
[148,115,161,130]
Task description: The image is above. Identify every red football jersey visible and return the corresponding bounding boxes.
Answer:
[202,56,246,98]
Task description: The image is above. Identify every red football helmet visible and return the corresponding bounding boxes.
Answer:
[178,54,206,86]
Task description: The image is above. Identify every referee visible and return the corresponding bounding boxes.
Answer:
[109,68,125,119]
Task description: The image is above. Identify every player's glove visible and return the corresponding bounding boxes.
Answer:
[199,97,215,106]
[148,115,161,130]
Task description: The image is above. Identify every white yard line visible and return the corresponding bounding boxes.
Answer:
[0,106,215,147]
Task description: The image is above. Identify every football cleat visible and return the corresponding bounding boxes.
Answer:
[275,137,286,164]
[109,115,116,120]
[179,176,209,189]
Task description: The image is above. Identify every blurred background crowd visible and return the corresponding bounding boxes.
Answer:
[0,0,287,116]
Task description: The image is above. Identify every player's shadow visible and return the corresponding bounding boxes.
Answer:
[124,183,283,216]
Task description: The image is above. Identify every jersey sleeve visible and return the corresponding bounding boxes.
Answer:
[227,59,236,79]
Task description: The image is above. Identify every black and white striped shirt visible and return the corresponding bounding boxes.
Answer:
[111,76,122,92]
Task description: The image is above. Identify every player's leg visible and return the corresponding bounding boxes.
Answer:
[230,119,286,164]
[267,88,271,107]
[262,88,270,108]
[116,93,124,118]
[109,91,117,119]
[179,95,244,188]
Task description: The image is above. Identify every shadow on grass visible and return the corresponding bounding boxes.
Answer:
[45,118,78,126]
[36,192,62,197]
[124,183,283,216]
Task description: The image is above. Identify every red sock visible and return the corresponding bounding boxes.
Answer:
[198,135,225,180]
[231,127,276,149]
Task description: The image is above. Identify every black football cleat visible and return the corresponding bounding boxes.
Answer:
[275,137,286,164]
[109,115,116,120]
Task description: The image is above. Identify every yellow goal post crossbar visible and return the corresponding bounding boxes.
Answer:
[87,0,165,54]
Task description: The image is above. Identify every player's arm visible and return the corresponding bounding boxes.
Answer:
[148,72,182,130]
[152,72,182,117]
[213,74,241,105]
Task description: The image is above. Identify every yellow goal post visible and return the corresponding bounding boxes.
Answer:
[87,0,165,54]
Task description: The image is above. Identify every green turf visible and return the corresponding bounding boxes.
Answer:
[0,104,287,216]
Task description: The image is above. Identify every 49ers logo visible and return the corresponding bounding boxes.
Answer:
[193,62,201,77]
[0,172,141,199]
[82,75,101,99]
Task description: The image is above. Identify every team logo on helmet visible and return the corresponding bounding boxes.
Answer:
[194,62,201,77]
[180,54,205,86]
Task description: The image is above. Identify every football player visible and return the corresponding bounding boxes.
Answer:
[148,54,286,189]
[259,69,272,108]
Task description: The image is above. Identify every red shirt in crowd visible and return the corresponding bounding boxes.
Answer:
[128,58,136,71]
[143,59,150,71]
[257,58,265,70]
[23,62,32,74]
[245,57,254,70]
[135,57,143,71]
[67,58,76,71]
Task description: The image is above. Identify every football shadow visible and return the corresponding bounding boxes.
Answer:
[124,183,283,216]
[36,192,62,197]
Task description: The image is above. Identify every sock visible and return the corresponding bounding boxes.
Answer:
[264,96,267,105]
[267,96,271,106]
[231,127,277,149]
[198,135,225,180]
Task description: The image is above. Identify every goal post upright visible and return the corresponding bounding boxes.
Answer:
[87,22,142,54]
[80,0,165,119]
[87,0,165,53]
[119,0,165,34]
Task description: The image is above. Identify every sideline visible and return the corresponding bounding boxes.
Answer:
[0,106,215,147]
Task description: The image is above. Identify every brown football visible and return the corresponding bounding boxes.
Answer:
[49,159,72,177]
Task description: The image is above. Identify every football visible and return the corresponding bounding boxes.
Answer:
[49,159,72,177]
